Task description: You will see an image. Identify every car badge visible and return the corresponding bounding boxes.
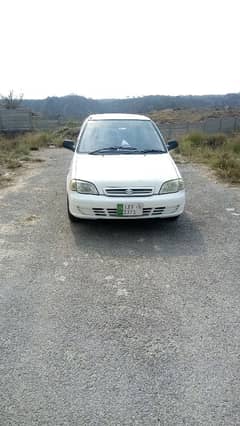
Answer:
[126,188,133,195]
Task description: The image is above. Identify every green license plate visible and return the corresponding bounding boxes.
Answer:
[117,203,143,216]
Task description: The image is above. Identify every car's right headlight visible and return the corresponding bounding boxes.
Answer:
[70,179,99,195]
[159,178,184,194]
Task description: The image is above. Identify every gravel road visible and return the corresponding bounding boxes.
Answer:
[0,148,240,425]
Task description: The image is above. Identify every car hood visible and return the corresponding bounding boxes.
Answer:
[71,153,180,193]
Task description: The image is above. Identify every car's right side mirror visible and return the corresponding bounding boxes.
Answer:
[167,140,178,151]
[63,139,76,151]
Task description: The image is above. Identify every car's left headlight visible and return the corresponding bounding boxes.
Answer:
[70,179,99,195]
[159,178,184,194]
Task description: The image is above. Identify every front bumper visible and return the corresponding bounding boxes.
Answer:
[68,190,185,219]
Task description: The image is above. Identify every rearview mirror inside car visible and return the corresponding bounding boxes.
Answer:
[167,140,178,151]
[63,140,75,151]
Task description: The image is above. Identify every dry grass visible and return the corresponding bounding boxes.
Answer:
[148,108,240,124]
[0,126,81,187]
[178,132,240,183]
[0,132,55,170]
[0,126,79,168]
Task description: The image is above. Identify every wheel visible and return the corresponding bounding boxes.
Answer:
[67,198,79,222]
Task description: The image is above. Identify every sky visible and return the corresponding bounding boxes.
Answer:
[1,0,240,99]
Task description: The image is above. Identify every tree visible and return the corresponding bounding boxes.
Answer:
[0,90,24,109]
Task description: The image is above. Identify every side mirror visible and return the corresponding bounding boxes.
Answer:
[63,139,76,151]
[167,140,178,151]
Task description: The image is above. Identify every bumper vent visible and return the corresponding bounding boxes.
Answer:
[92,207,166,217]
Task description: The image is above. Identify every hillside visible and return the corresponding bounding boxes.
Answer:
[23,93,240,119]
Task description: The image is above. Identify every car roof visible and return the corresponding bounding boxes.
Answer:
[87,113,150,121]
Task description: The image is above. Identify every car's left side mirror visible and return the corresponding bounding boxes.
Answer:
[63,139,76,151]
[167,140,178,151]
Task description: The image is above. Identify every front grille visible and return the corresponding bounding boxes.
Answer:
[92,207,166,217]
[104,187,154,197]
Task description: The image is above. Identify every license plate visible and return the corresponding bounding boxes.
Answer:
[117,203,143,216]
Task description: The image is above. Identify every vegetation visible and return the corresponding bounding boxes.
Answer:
[177,132,240,183]
[0,129,74,187]
[0,90,24,109]
[0,125,239,188]
[23,93,240,120]
[148,108,240,124]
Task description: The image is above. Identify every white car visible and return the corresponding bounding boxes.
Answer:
[64,114,185,221]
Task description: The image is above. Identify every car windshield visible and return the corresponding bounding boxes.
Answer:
[77,120,166,154]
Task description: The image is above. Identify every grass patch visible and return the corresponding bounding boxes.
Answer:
[0,125,80,187]
[178,132,240,183]
[1,134,32,170]
[0,129,70,169]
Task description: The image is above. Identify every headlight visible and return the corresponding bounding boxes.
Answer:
[70,179,99,195]
[159,179,184,194]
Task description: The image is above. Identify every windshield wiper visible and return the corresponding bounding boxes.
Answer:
[137,149,166,154]
[89,146,138,154]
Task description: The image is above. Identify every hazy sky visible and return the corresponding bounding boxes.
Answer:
[1,0,239,99]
